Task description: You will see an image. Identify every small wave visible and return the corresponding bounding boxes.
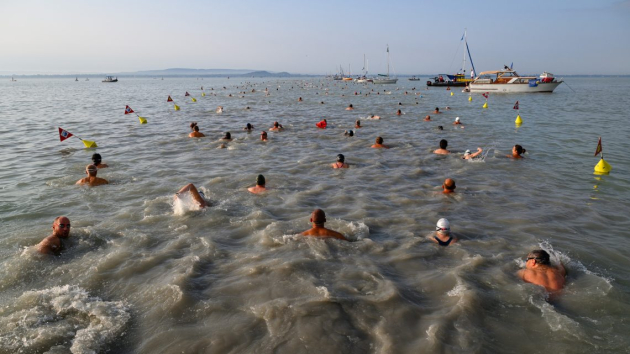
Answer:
[0,285,130,354]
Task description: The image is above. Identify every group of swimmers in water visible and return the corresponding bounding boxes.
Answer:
[38,88,562,297]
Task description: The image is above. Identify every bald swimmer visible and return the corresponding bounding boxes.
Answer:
[37,216,71,255]
[442,178,456,194]
[301,209,347,241]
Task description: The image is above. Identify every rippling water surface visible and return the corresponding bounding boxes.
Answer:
[1,77,630,354]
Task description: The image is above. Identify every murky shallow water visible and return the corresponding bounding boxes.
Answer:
[1,77,629,353]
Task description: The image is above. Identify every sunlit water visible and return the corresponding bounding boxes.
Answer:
[1,76,629,354]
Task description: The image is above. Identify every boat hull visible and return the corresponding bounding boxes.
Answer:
[469,81,562,93]
[373,78,398,84]
[427,81,468,87]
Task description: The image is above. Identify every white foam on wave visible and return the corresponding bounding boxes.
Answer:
[0,285,130,354]
[172,192,206,216]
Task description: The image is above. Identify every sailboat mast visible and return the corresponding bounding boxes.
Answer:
[387,45,390,77]
[462,29,467,75]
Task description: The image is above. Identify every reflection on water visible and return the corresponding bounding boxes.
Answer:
[1,77,630,353]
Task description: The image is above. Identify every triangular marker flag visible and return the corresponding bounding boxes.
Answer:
[513,101,519,110]
[125,105,134,114]
[167,96,173,102]
[594,137,602,157]
[482,92,489,99]
[185,92,190,96]
[58,127,74,142]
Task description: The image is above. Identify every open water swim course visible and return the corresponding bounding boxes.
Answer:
[1,77,630,353]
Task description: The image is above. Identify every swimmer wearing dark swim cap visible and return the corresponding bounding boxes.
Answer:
[332,154,349,168]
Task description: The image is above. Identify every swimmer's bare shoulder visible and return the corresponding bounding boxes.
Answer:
[37,235,61,255]
[301,228,347,241]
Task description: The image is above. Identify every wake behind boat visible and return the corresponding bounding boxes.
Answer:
[469,68,563,93]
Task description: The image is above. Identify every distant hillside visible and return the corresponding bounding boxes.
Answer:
[0,68,307,78]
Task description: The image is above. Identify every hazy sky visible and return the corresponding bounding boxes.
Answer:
[1,0,629,75]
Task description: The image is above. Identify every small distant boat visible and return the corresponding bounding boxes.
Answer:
[427,73,470,87]
[11,76,17,82]
[75,77,79,81]
[102,76,118,83]
[408,76,421,81]
[469,68,563,93]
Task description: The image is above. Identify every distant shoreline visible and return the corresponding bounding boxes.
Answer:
[3,74,629,79]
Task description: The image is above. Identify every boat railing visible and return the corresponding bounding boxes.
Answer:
[474,78,493,84]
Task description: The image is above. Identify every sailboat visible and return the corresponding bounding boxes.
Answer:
[427,29,476,87]
[11,76,17,82]
[356,55,371,83]
[75,77,79,81]
[373,45,398,84]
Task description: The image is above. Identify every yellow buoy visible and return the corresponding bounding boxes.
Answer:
[515,114,522,124]
[191,97,197,102]
[174,105,180,111]
[594,158,612,175]
[482,102,488,109]
[201,92,206,97]
[468,96,472,101]
[450,92,454,96]
[139,117,147,124]
[82,140,97,148]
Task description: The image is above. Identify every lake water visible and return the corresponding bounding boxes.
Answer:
[1,76,629,354]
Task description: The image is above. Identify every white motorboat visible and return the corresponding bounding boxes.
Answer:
[469,68,562,93]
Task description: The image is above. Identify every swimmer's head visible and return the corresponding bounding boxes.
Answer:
[274,121,279,128]
[246,123,252,129]
[356,119,361,126]
[336,154,345,163]
[349,104,353,108]
[464,149,471,156]
[376,136,383,144]
[223,132,231,139]
[91,153,102,165]
[435,107,440,112]
[347,130,354,137]
[86,164,97,176]
[311,209,326,226]
[443,178,456,191]
[455,117,460,122]
[514,144,526,155]
[439,139,448,149]
[256,174,265,186]
[436,218,450,234]
[438,126,444,130]
[527,250,551,266]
